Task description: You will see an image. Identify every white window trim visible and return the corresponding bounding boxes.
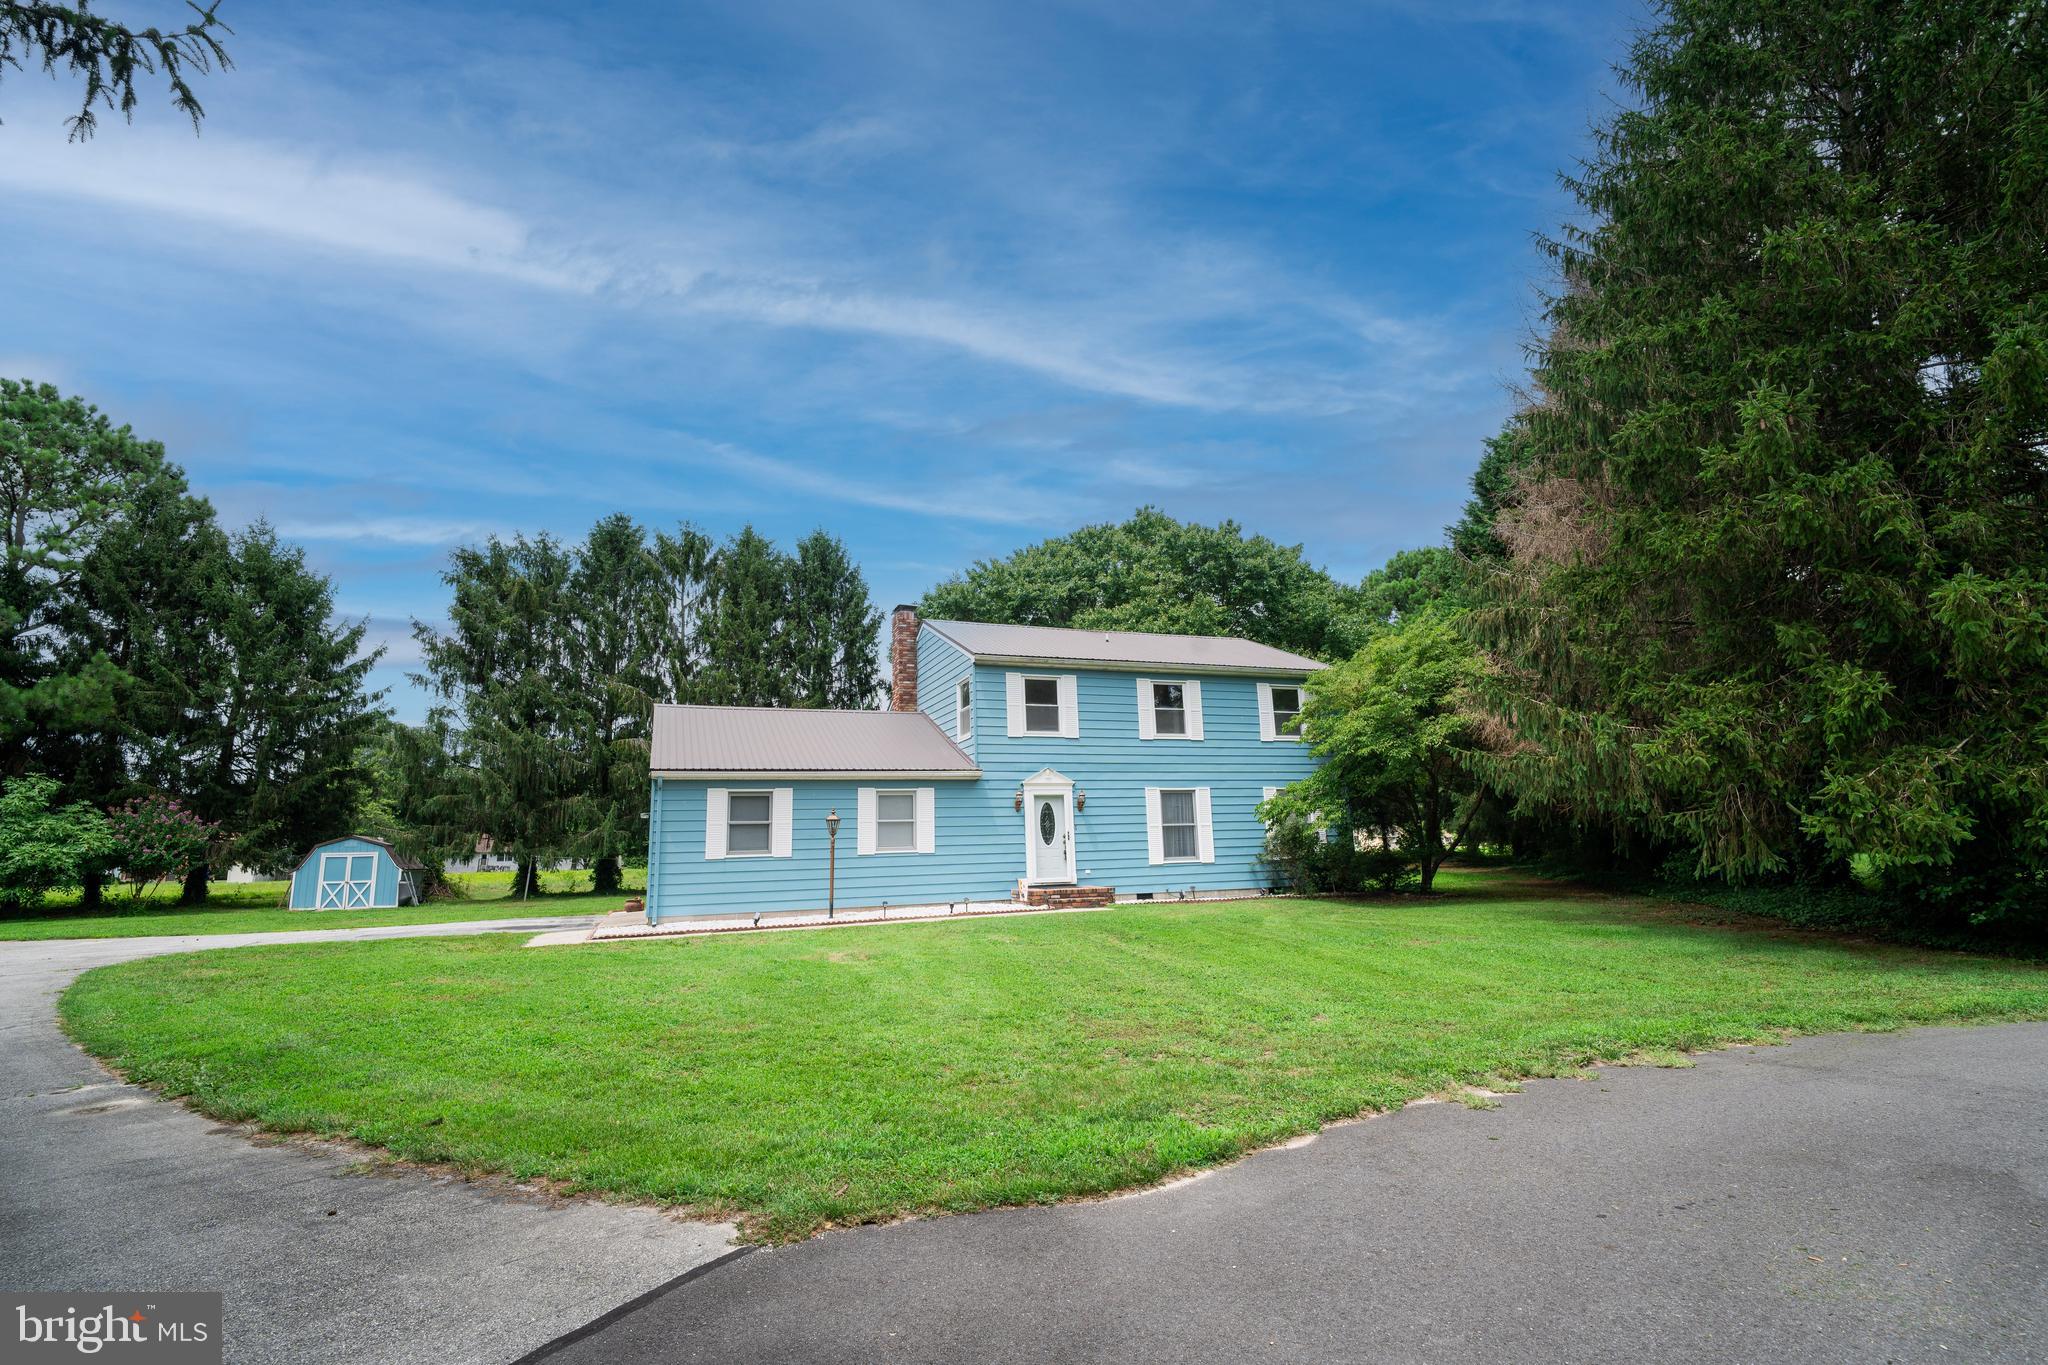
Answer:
[1136,677,1203,741]
[1258,681,1305,742]
[956,677,974,741]
[707,787,793,860]
[1008,672,1079,739]
[861,787,922,855]
[1146,786,1215,865]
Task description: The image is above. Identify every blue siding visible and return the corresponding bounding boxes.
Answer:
[646,660,1321,919]
[969,666,1319,897]
[288,837,406,909]
[914,625,976,763]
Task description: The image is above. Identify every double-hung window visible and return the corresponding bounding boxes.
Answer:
[874,790,917,853]
[1270,686,1301,734]
[1151,683,1186,736]
[725,792,774,856]
[1023,677,1061,734]
[956,678,974,740]
[1159,789,1199,862]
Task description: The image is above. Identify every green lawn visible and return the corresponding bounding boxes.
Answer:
[60,870,2048,1241]
[1,868,634,940]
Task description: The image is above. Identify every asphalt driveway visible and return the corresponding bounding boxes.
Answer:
[0,919,738,1365]
[535,1021,2048,1365]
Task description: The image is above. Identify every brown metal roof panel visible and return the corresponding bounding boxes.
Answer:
[649,705,980,774]
[922,619,1325,673]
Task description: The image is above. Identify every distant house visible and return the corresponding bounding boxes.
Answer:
[288,835,425,910]
[443,836,578,876]
[641,610,1323,923]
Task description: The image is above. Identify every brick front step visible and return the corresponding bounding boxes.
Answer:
[1015,883,1116,909]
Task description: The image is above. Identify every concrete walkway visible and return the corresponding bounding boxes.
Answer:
[537,1021,2048,1365]
[0,918,738,1365]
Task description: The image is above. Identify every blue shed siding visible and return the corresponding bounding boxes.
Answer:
[645,661,1320,919]
[913,625,976,763]
[288,837,405,909]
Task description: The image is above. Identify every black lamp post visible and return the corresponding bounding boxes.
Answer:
[824,808,841,919]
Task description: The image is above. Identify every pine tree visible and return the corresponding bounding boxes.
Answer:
[786,529,882,709]
[695,526,794,707]
[1474,0,2048,932]
[566,515,666,893]
[172,523,381,899]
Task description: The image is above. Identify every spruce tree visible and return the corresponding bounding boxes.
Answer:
[786,529,883,709]
[1475,0,2048,932]
[696,526,794,707]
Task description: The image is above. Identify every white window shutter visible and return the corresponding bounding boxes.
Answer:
[705,789,728,860]
[771,788,793,858]
[1183,679,1204,740]
[857,787,877,856]
[1145,787,1164,865]
[1257,682,1276,742]
[915,787,936,854]
[1135,677,1155,740]
[1057,674,1080,738]
[1006,672,1025,737]
[1195,787,1215,863]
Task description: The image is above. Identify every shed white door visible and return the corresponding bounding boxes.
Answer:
[1031,794,1070,883]
[317,852,376,908]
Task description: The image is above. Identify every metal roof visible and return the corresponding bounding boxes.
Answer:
[302,834,425,871]
[922,619,1325,674]
[649,704,981,776]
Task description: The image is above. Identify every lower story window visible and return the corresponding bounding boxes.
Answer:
[1160,788,1198,861]
[727,792,773,855]
[875,790,917,852]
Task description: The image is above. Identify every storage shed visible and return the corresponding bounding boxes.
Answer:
[288,835,424,910]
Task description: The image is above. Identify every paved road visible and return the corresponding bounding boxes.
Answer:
[539,1022,2048,1365]
[0,919,737,1365]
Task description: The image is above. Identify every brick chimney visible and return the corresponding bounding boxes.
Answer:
[889,604,920,711]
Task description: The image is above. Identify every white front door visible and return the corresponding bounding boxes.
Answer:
[1031,794,1070,883]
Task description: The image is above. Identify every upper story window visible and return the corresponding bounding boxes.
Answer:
[726,792,774,856]
[1136,677,1202,740]
[874,790,917,852]
[1270,686,1301,734]
[1023,677,1062,733]
[956,678,973,740]
[1151,682,1186,736]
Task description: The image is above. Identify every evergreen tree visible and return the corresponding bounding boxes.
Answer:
[1,1,233,138]
[173,523,381,899]
[651,523,713,706]
[566,515,666,893]
[921,507,1364,658]
[785,529,882,709]
[1475,0,2048,932]
[414,533,580,897]
[695,526,794,706]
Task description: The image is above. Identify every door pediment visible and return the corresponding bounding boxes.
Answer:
[1020,768,1073,790]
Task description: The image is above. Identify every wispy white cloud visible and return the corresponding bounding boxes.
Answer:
[674,437,1072,527]
[0,116,1441,416]
[271,516,499,547]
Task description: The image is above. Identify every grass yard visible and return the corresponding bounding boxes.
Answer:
[60,870,2048,1241]
[0,868,636,941]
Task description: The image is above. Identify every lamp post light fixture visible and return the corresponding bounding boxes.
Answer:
[824,808,841,919]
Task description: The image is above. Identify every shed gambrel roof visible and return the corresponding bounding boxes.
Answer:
[649,704,981,777]
[922,619,1325,675]
[299,834,424,871]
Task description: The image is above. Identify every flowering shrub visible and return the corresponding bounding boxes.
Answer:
[107,794,218,899]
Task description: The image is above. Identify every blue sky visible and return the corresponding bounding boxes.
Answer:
[1,0,1642,718]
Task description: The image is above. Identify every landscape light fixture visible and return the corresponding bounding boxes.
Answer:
[824,809,841,919]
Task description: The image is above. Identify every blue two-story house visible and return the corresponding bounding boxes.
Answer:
[641,609,1324,923]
